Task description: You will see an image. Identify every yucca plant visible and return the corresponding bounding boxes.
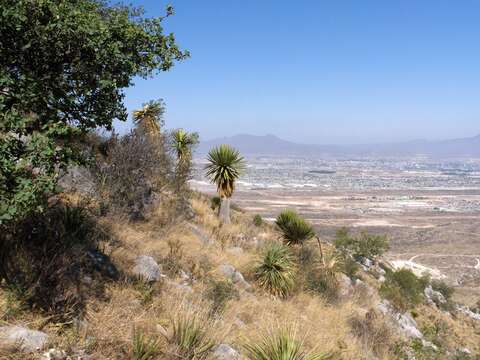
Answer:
[169,315,215,359]
[132,328,160,360]
[205,144,245,224]
[275,209,315,246]
[133,100,165,136]
[244,327,331,360]
[172,129,199,164]
[255,243,297,298]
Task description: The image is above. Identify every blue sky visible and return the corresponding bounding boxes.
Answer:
[117,0,480,144]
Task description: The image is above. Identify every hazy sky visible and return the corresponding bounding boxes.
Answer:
[117,0,480,144]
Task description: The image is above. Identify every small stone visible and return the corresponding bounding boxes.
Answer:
[0,325,48,352]
[41,348,67,360]
[218,264,250,288]
[132,255,164,282]
[212,344,241,360]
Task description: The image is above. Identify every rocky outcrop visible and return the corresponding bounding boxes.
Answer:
[424,285,446,307]
[218,264,250,288]
[212,344,242,360]
[0,326,48,352]
[132,255,164,282]
[378,301,423,339]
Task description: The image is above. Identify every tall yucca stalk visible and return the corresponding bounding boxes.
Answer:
[244,326,331,360]
[172,129,199,164]
[275,209,315,246]
[133,100,165,136]
[205,144,245,224]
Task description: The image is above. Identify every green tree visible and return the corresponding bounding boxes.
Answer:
[0,0,188,225]
[204,144,245,224]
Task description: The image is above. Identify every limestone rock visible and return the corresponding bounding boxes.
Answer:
[378,301,423,339]
[0,325,48,352]
[41,348,67,360]
[424,285,446,306]
[218,264,250,288]
[132,255,164,282]
[212,344,242,360]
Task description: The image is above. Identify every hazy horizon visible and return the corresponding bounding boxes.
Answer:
[115,1,480,144]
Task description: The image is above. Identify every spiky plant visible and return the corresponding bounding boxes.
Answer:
[172,129,199,163]
[255,243,296,298]
[244,326,331,360]
[204,144,245,224]
[133,100,165,136]
[170,315,215,360]
[132,328,159,360]
[275,209,315,246]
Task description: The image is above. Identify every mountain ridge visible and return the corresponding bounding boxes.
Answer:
[197,133,480,158]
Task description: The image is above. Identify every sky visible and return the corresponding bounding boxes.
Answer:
[116,0,480,145]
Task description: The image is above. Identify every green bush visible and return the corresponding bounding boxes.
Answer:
[334,228,389,260]
[275,209,315,246]
[243,327,331,360]
[0,201,113,321]
[255,243,297,298]
[380,269,428,311]
[210,196,221,211]
[430,279,454,301]
[206,280,239,315]
[253,214,263,227]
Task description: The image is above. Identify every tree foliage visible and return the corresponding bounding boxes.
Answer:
[334,227,389,259]
[0,0,188,224]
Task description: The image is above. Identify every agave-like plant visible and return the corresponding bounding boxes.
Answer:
[244,326,331,360]
[255,243,296,298]
[133,100,165,136]
[170,315,215,360]
[275,209,315,246]
[204,144,245,224]
[172,129,199,163]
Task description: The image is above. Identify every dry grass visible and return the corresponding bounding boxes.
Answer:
[1,193,480,359]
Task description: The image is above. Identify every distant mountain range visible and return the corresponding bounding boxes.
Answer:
[197,133,480,158]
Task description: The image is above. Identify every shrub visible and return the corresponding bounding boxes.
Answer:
[253,214,263,227]
[380,269,428,311]
[206,280,239,316]
[169,315,215,360]
[210,196,221,211]
[334,228,389,260]
[430,279,454,301]
[0,201,112,321]
[307,250,343,302]
[244,327,331,360]
[349,309,394,357]
[255,243,297,297]
[93,130,173,220]
[275,209,315,246]
[132,328,160,360]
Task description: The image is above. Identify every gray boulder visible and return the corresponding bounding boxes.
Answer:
[424,285,446,306]
[338,274,354,297]
[0,325,48,352]
[378,301,423,339]
[212,344,242,360]
[132,255,164,282]
[218,264,250,288]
